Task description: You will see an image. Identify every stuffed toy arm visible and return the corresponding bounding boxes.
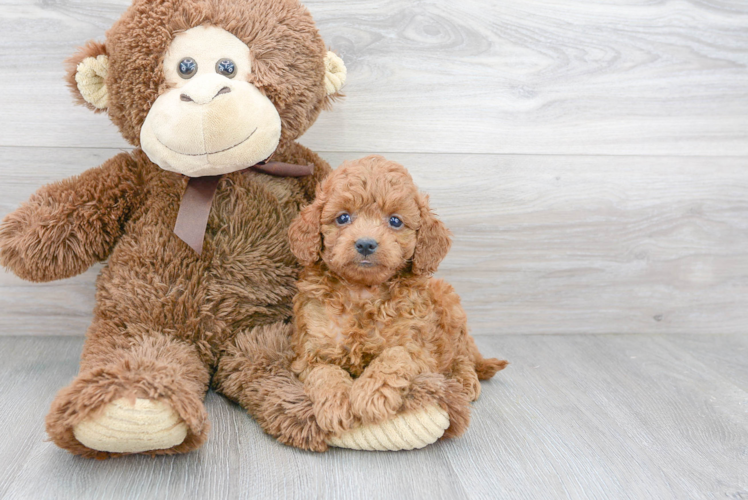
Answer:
[0,152,142,282]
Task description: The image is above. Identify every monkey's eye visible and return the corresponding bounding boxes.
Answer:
[216,59,236,78]
[335,213,351,226]
[389,216,404,229]
[178,58,197,79]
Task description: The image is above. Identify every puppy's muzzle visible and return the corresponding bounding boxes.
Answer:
[355,238,378,257]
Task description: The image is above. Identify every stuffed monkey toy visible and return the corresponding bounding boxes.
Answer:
[0,0,453,457]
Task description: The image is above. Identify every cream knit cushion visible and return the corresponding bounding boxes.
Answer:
[327,404,449,451]
[73,398,188,453]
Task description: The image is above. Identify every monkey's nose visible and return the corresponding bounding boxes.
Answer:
[355,238,378,257]
[180,86,232,104]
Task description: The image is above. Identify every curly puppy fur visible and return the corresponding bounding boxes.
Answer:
[288,155,508,438]
[0,0,341,457]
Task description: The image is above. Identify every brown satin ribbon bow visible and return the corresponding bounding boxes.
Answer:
[173,160,314,254]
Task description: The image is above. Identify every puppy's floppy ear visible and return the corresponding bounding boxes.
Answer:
[412,193,452,275]
[289,197,325,266]
[65,40,109,112]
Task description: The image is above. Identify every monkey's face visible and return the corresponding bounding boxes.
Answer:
[67,0,347,170]
[139,26,281,177]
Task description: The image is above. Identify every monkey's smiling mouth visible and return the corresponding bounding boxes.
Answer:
[157,127,258,156]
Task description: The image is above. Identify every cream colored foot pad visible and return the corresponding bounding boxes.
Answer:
[73,398,188,453]
[327,404,449,451]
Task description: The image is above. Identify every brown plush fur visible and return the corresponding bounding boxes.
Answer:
[0,0,343,457]
[287,156,508,438]
[85,0,339,146]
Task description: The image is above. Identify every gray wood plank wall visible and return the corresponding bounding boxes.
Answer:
[1,0,747,335]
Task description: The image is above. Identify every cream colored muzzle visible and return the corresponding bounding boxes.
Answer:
[140,73,281,177]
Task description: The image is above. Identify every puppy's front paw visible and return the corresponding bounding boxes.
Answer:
[350,377,405,424]
[313,393,354,435]
[304,364,355,434]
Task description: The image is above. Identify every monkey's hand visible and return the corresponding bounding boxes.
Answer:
[0,152,142,282]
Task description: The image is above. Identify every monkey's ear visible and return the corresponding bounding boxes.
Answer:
[323,51,347,96]
[289,196,325,266]
[412,193,452,275]
[65,41,109,112]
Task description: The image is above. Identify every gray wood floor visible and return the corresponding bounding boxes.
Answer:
[0,335,746,500]
[1,0,747,498]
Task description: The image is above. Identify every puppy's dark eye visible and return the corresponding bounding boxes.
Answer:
[389,216,403,228]
[178,58,197,79]
[336,213,351,225]
[216,59,236,78]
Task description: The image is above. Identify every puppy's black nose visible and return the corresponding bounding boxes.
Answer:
[355,238,378,256]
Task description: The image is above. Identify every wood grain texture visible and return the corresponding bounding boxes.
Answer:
[2,147,746,335]
[1,1,746,498]
[323,152,748,335]
[0,335,746,500]
[0,0,747,154]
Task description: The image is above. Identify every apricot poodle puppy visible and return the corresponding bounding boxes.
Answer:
[287,155,507,436]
